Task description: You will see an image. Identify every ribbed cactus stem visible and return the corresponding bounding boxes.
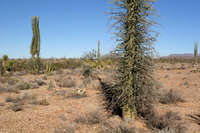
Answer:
[97,40,101,68]
[194,43,198,65]
[30,16,41,74]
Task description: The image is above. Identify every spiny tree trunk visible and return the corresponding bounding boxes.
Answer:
[30,16,41,74]
[110,0,157,120]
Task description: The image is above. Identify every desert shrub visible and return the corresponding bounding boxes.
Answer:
[6,93,37,104]
[100,121,147,133]
[159,89,184,104]
[54,124,75,133]
[6,96,21,103]
[82,49,97,60]
[5,60,14,71]
[146,111,181,130]
[9,102,24,112]
[74,110,105,125]
[31,99,49,106]
[16,82,31,90]
[22,93,37,100]
[7,78,19,86]
[100,125,136,133]
[82,67,93,78]
[42,76,47,80]
[54,90,67,97]
[0,77,19,85]
[57,79,76,88]
[54,88,87,99]
[155,57,196,64]
[2,55,8,66]
[15,81,39,90]
[33,79,46,86]
[66,89,87,99]
[0,86,19,93]
[64,59,84,69]
[157,125,186,133]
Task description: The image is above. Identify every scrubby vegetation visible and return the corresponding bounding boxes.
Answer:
[159,89,185,104]
[1,0,200,133]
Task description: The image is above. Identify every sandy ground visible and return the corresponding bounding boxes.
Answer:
[0,64,200,133]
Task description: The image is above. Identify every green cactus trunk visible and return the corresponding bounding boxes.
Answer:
[30,16,41,74]
[97,40,101,69]
[194,43,198,65]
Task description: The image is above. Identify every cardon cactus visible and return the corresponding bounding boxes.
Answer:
[30,16,41,74]
[194,42,198,65]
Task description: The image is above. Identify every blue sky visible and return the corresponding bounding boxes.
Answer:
[0,0,199,58]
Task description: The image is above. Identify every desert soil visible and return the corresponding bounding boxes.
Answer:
[0,64,200,133]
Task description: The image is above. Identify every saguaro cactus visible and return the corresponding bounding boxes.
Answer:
[194,43,198,65]
[97,40,101,68]
[30,16,41,74]
[110,0,157,119]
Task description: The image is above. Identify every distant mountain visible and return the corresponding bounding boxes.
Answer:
[162,53,200,58]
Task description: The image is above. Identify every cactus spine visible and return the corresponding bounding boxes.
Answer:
[194,42,198,65]
[30,16,41,74]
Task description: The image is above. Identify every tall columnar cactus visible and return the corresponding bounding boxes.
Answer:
[194,43,198,65]
[110,0,157,119]
[30,16,41,74]
[97,40,101,68]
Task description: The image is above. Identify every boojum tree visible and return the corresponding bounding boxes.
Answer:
[110,0,157,119]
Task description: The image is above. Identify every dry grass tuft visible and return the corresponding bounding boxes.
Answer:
[157,125,186,133]
[100,121,147,133]
[31,99,50,106]
[55,89,87,99]
[159,89,184,104]
[0,86,19,93]
[146,111,182,131]
[54,124,75,133]
[74,110,105,125]
[6,93,37,104]
[9,102,24,112]
[56,77,76,88]
[16,82,31,90]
